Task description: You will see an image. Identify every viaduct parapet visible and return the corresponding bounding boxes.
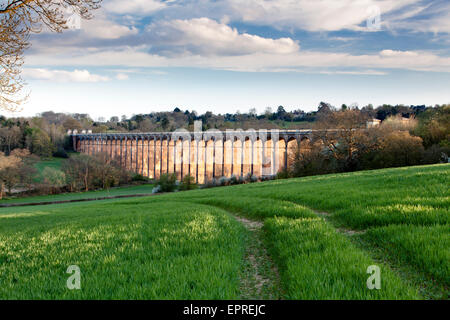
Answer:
[71,130,315,183]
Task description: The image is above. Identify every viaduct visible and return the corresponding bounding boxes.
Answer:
[71,129,315,184]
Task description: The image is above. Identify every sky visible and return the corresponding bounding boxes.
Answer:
[8,0,450,119]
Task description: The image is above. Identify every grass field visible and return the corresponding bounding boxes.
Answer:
[33,157,65,183]
[0,164,448,299]
[0,184,155,205]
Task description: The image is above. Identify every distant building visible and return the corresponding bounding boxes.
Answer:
[366,118,381,128]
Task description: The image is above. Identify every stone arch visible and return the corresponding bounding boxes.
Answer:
[286,137,300,169]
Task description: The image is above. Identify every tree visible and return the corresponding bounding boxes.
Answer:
[62,154,93,191]
[317,102,333,115]
[138,118,153,132]
[370,131,424,168]
[415,104,449,148]
[92,124,108,133]
[0,125,21,153]
[0,0,101,111]
[91,152,121,189]
[291,139,333,177]
[0,149,35,198]
[264,107,273,119]
[161,115,169,130]
[42,167,66,194]
[314,109,372,171]
[63,117,82,131]
[0,151,21,197]
[30,129,56,157]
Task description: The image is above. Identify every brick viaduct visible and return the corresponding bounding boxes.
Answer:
[71,129,315,183]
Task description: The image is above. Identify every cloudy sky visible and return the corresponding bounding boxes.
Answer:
[12,0,450,119]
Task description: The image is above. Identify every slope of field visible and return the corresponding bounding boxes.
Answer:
[0,164,448,299]
[0,201,245,299]
[33,158,64,183]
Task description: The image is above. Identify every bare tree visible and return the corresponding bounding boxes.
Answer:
[0,150,34,198]
[0,125,21,153]
[0,0,101,111]
[313,109,371,171]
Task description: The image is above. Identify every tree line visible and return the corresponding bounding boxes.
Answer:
[0,151,137,199]
[0,103,448,199]
[287,104,449,178]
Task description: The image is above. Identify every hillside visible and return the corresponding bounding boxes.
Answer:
[0,164,448,299]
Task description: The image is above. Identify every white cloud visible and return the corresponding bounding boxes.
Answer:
[115,73,129,80]
[318,69,388,75]
[379,49,419,57]
[227,0,420,31]
[25,45,450,73]
[387,4,450,34]
[329,37,360,42]
[100,0,450,35]
[80,11,139,39]
[83,20,138,40]
[105,0,167,15]
[23,68,110,82]
[146,18,300,55]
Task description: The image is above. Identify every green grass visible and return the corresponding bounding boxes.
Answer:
[0,164,448,299]
[33,157,64,183]
[190,196,317,219]
[0,184,155,205]
[0,201,245,299]
[361,225,450,289]
[264,217,419,299]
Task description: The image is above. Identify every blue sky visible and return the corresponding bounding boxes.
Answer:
[12,0,450,119]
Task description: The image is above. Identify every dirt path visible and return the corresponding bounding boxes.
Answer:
[234,215,284,300]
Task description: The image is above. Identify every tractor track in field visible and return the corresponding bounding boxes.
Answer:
[312,209,367,235]
[233,215,284,300]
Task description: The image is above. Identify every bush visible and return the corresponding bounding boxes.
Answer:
[62,153,131,192]
[244,173,258,183]
[229,175,238,185]
[202,178,218,189]
[217,176,230,186]
[180,175,197,191]
[132,173,149,182]
[276,169,291,179]
[155,173,178,192]
[260,175,276,182]
[42,167,66,194]
[370,131,425,168]
[422,144,450,164]
[53,148,69,158]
